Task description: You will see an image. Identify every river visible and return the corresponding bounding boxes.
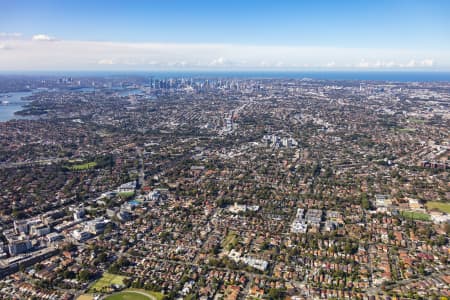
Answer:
[0,91,36,122]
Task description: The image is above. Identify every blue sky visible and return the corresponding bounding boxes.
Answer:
[1,0,449,70]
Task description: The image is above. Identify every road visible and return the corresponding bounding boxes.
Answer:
[0,157,67,169]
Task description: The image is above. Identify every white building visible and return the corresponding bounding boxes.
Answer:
[73,207,86,221]
[72,230,91,242]
[117,181,136,193]
[228,249,268,271]
[429,211,450,223]
[228,202,260,214]
[8,240,32,256]
[46,232,64,243]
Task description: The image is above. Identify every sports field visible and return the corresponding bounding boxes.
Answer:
[426,201,450,214]
[69,161,97,171]
[76,295,93,300]
[400,211,431,221]
[118,191,135,198]
[89,272,127,292]
[105,289,163,300]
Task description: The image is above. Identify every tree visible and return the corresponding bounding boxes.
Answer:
[417,264,425,276]
[268,288,286,300]
[260,240,270,251]
[360,193,371,210]
[77,269,91,282]
[19,264,25,273]
[62,242,77,252]
[444,222,450,235]
[97,252,107,263]
[63,270,75,279]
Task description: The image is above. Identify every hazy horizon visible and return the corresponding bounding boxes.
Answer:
[1,0,449,71]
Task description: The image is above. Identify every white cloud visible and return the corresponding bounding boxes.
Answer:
[167,61,189,67]
[0,32,22,39]
[259,61,269,67]
[0,38,446,70]
[209,56,235,67]
[0,43,13,50]
[357,59,370,68]
[355,58,436,69]
[420,59,434,67]
[404,59,417,68]
[370,60,396,68]
[210,56,225,66]
[32,34,56,41]
[97,59,114,65]
[398,59,434,68]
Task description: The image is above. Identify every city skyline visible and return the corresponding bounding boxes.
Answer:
[1,0,450,71]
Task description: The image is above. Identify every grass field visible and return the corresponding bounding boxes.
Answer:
[401,211,431,221]
[222,231,239,251]
[426,201,450,214]
[118,191,135,198]
[69,161,97,171]
[105,289,164,300]
[398,128,416,133]
[408,118,425,124]
[89,272,127,292]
